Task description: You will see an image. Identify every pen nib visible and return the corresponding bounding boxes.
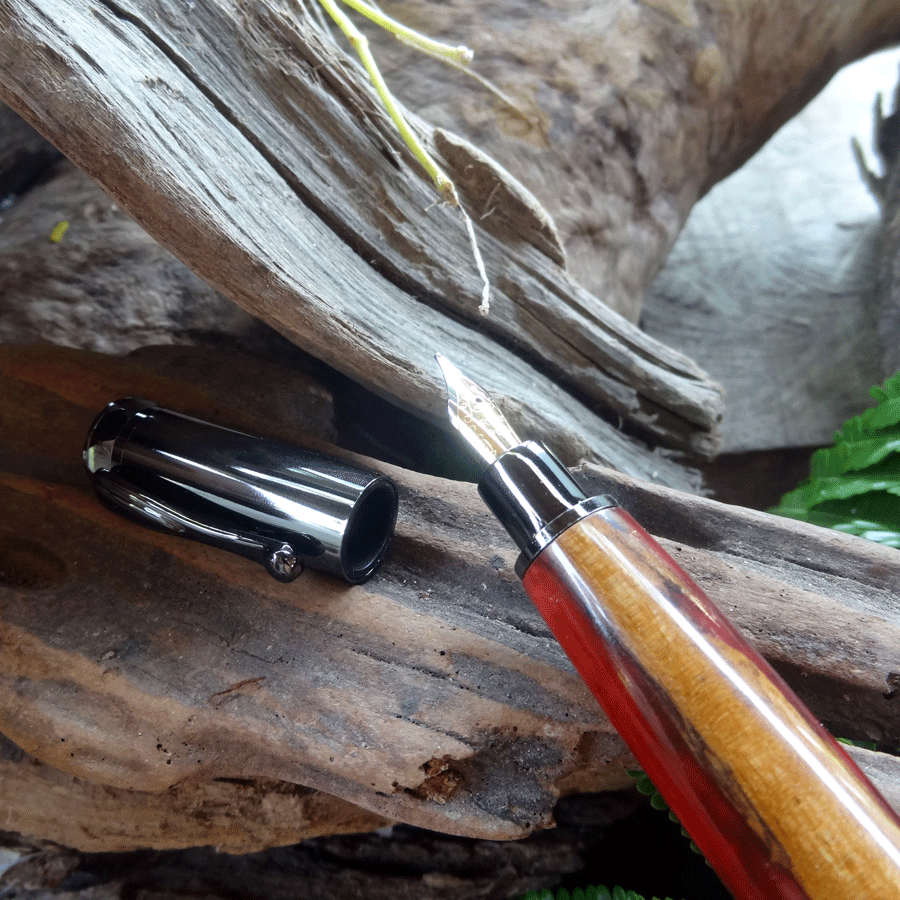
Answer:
[435,354,521,465]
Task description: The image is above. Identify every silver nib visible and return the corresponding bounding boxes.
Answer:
[435,354,521,465]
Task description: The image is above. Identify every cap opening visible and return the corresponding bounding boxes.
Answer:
[342,479,398,583]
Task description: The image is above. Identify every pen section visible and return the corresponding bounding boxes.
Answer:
[522,506,900,900]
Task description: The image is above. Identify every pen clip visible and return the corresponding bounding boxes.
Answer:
[93,469,316,583]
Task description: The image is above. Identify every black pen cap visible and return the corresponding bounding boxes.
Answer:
[84,398,398,584]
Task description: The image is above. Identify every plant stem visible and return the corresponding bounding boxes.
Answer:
[316,0,455,201]
[338,0,473,66]
[314,0,490,313]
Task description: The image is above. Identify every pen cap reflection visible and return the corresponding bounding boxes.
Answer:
[84,398,398,584]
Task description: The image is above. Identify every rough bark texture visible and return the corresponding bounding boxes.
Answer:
[0,0,730,466]
[367,1,900,320]
[1,343,898,853]
[2,1,897,467]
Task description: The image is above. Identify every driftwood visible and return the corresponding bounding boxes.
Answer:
[0,151,703,496]
[0,0,896,468]
[2,0,898,465]
[1,343,898,853]
[0,160,297,362]
[0,735,388,854]
[2,0,900,866]
[0,0,727,469]
[643,52,897,452]
[358,1,900,319]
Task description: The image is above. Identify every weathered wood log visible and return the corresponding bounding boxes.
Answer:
[0,159,305,364]
[365,0,900,319]
[1,343,898,851]
[0,0,727,465]
[1,0,897,468]
[642,52,897,452]
[0,152,701,490]
[0,734,388,854]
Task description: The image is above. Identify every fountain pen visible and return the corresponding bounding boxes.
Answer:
[435,354,900,900]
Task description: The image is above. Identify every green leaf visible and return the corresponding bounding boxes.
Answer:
[773,492,900,547]
[771,371,900,550]
[514,885,679,900]
[586,888,612,900]
[866,396,900,431]
[869,369,900,403]
[809,436,900,476]
[634,774,656,796]
[837,737,878,751]
[776,474,900,508]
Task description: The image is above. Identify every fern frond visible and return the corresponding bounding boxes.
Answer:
[772,371,900,545]
[627,769,701,854]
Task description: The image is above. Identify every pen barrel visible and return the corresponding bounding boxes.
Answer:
[522,505,900,900]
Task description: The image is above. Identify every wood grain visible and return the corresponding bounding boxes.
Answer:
[0,0,725,466]
[525,507,900,898]
[0,735,387,853]
[349,0,900,319]
[4,0,896,462]
[1,343,899,851]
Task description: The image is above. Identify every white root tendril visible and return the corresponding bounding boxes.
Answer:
[457,192,491,317]
[314,0,490,315]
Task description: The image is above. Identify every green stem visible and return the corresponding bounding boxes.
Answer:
[338,0,473,65]
[316,0,454,200]
[314,0,491,313]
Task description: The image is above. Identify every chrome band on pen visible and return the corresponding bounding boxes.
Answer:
[84,398,398,584]
[478,440,616,577]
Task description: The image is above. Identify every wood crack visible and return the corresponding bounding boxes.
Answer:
[0,0,730,471]
[94,0,443,306]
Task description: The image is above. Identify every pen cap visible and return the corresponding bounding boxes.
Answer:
[84,398,398,584]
